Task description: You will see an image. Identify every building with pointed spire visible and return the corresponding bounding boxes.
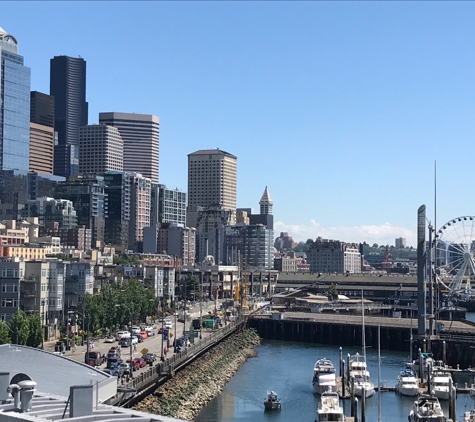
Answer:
[259,186,273,215]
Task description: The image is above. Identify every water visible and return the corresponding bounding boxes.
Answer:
[196,340,475,422]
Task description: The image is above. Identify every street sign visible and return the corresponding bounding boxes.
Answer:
[141,348,148,356]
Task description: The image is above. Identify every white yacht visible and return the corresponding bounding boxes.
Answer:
[464,409,475,422]
[408,394,446,422]
[315,390,344,422]
[431,369,451,401]
[349,352,375,398]
[395,367,420,397]
[264,391,281,411]
[313,358,337,395]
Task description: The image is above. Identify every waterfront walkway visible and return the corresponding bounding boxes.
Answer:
[262,311,475,335]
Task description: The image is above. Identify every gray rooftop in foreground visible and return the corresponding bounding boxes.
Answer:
[0,391,188,422]
[0,344,116,402]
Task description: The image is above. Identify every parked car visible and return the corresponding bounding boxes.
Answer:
[147,323,156,329]
[143,353,156,364]
[134,357,146,368]
[126,359,140,371]
[134,334,143,343]
[104,336,116,343]
[115,331,130,341]
[158,327,164,334]
[139,331,148,339]
[108,347,120,356]
[119,338,131,347]
[118,362,131,375]
[85,351,102,366]
[106,357,122,369]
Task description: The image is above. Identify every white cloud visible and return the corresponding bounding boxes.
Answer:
[274,219,415,247]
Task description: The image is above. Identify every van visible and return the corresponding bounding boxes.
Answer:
[85,351,102,366]
[116,331,130,340]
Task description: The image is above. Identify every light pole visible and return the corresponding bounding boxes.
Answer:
[76,310,89,361]
[160,297,165,362]
[198,271,203,340]
[115,304,133,365]
[41,298,46,349]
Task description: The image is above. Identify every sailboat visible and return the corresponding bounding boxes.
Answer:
[349,292,375,398]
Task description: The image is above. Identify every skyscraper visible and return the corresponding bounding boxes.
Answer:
[187,148,237,228]
[50,55,88,178]
[99,112,160,184]
[0,27,31,172]
[30,91,55,175]
[79,124,123,175]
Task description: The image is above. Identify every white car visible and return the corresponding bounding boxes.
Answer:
[131,336,138,345]
[104,336,115,343]
[165,320,172,329]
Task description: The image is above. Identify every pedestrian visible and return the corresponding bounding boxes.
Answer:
[133,344,137,352]
[91,342,94,350]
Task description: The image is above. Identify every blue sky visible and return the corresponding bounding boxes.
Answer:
[3,2,475,247]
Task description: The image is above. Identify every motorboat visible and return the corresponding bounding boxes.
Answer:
[264,391,281,411]
[431,369,451,401]
[408,394,447,422]
[464,409,475,422]
[313,358,337,395]
[395,367,420,397]
[315,389,344,422]
[349,352,375,398]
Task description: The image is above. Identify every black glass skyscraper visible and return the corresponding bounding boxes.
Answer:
[50,55,88,179]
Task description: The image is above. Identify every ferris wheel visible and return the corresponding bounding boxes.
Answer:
[433,216,475,300]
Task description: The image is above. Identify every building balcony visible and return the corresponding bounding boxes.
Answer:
[21,290,38,298]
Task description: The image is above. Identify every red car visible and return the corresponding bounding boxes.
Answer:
[126,359,140,371]
[134,357,146,368]
[158,327,164,334]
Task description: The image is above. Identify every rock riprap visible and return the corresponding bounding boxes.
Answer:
[133,329,260,420]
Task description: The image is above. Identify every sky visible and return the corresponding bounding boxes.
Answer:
[3,1,475,247]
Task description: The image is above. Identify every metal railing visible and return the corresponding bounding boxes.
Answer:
[119,316,248,394]
[439,333,475,344]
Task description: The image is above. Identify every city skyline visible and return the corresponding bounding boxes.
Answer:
[3,3,475,246]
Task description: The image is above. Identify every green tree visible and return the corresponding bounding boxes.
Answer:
[328,284,338,300]
[26,314,43,347]
[8,310,30,345]
[0,321,11,345]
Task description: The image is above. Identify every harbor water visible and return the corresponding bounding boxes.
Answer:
[196,339,475,422]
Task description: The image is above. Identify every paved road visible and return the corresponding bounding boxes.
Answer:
[43,302,221,377]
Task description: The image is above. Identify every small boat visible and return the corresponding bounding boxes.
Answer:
[313,358,337,395]
[395,367,420,397]
[431,369,451,401]
[264,391,281,411]
[408,394,447,422]
[315,389,344,422]
[464,409,475,422]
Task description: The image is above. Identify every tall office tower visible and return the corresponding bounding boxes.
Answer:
[54,175,107,248]
[128,173,151,252]
[187,149,237,228]
[30,91,55,174]
[0,27,31,172]
[79,124,123,175]
[103,171,130,252]
[50,55,88,179]
[99,112,160,184]
[150,184,186,227]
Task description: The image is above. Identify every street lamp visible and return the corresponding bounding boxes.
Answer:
[115,304,133,365]
[76,310,89,361]
[41,298,46,349]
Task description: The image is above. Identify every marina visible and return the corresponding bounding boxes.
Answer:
[196,339,475,422]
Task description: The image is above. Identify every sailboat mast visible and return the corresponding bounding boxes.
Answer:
[378,324,381,422]
[362,290,366,361]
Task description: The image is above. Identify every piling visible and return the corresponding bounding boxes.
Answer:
[347,354,351,390]
[341,361,346,398]
[443,340,446,364]
[350,377,355,417]
[353,397,358,422]
[361,391,366,422]
[418,349,423,382]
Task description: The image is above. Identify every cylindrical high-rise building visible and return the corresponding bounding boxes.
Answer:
[50,55,88,178]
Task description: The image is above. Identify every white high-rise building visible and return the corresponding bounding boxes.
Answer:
[99,112,160,184]
[79,124,123,175]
